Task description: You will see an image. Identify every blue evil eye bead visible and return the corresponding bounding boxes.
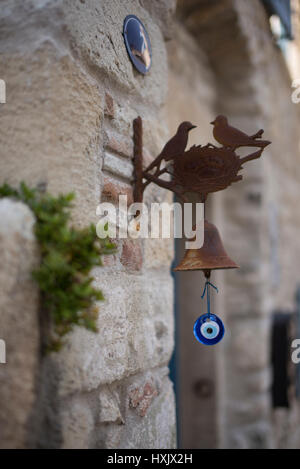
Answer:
[193,313,225,345]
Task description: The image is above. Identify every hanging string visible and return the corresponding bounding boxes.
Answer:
[201,279,218,317]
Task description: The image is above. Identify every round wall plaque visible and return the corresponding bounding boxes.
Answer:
[123,15,152,75]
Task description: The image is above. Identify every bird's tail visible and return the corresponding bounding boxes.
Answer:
[252,140,271,148]
[145,153,163,172]
[239,140,271,149]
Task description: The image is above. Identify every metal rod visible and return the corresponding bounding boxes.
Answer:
[133,116,143,204]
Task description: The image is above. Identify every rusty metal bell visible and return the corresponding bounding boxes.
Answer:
[174,220,238,273]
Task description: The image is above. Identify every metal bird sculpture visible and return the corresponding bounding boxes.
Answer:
[145,121,196,173]
[133,115,271,204]
[211,115,271,151]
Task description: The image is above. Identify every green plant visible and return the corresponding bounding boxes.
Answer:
[0,182,116,351]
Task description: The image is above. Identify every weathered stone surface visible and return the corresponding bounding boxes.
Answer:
[0,43,104,228]
[89,368,176,449]
[104,92,114,119]
[121,372,176,448]
[0,199,40,449]
[143,189,175,270]
[62,0,168,108]
[103,128,133,160]
[103,151,133,181]
[99,386,124,425]
[60,398,94,449]
[120,239,143,272]
[140,0,177,41]
[3,0,300,451]
[44,271,174,397]
[41,367,175,449]
[144,237,174,269]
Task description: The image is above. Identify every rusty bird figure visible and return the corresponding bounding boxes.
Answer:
[145,121,196,173]
[211,115,270,151]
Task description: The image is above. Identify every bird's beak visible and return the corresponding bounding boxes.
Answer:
[190,125,197,130]
[210,120,215,125]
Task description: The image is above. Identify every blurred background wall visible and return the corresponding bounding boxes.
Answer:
[1,0,300,449]
[171,0,300,449]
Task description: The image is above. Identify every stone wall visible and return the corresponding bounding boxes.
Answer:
[2,0,300,450]
[0,0,176,449]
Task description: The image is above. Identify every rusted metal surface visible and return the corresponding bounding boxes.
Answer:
[133,116,143,204]
[146,121,196,172]
[132,115,270,275]
[173,220,238,272]
[133,115,270,203]
[211,115,270,150]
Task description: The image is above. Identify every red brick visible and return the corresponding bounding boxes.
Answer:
[104,129,133,159]
[129,381,159,417]
[120,239,143,272]
[102,176,134,207]
[101,253,117,267]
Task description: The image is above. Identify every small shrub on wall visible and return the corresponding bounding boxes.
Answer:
[0,182,116,352]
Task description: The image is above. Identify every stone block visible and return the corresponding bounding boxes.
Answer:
[0,43,104,228]
[120,372,176,448]
[103,128,133,160]
[60,397,94,449]
[45,271,174,396]
[0,199,40,449]
[144,237,174,269]
[0,0,176,450]
[62,0,168,108]
[103,151,133,181]
[99,386,124,425]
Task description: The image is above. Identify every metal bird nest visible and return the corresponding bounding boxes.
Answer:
[133,116,270,203]
[172,144,242,198]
